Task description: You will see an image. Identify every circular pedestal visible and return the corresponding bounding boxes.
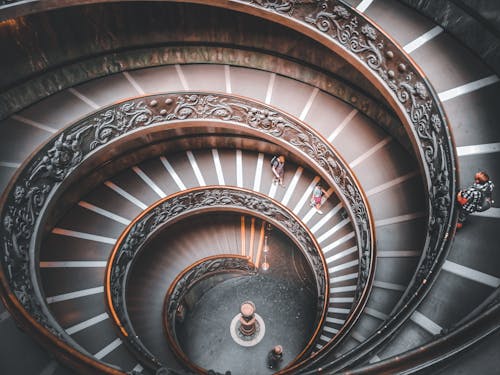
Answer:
[229,312,266,347]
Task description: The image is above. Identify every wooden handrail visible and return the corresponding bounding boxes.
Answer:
[0,0,458,371]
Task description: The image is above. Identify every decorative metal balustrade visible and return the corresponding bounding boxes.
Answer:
[105,187,328,371]
[164,255,258,375]
[164,255,257,346]
[243,2,456,371]
[0,91,374,372]
[221,1,457,371]
[0,0,458,372]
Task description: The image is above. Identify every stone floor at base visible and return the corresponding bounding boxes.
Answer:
[176,245,318,375]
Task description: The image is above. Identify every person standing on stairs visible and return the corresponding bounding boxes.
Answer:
[310,183,327,214]
[271,155,286,187]
[456,171,494,229]
[267,345,283,369]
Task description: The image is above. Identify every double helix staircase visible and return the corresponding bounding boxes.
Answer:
[0,1,499,374]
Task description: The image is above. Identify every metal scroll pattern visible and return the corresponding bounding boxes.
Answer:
[243,0,456,367]
[247,0,455,298]
[111,188,326,315]
[109,188,326,368]
[0,93,372,354]
[165,256,257,335]
[164,256,256,369]
[0,101,163,335]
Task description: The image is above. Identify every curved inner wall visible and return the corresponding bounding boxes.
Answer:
[0,2,391,118]
[127,212,318,374]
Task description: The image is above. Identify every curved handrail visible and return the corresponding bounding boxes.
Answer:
[0,3,456,362]
[186,1,457,371]
[0,0,475,372]
[163,254,257,374]
[0,92,374,373]
[105,186,329,371]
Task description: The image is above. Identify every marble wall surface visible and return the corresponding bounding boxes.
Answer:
[399,0,500,75]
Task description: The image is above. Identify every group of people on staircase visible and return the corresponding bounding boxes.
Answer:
[272,154,495,228]
[271,155,327,215]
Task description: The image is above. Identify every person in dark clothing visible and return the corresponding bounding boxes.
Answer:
[267,345,283,369]
[456,171,494,228]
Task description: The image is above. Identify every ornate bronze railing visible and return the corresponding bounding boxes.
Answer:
[0,0,455,323]
[105,187,328,371]
[0,0,459,371]
[209,1,456,371]
[0,0,471,372]
[245,1,456,370]
[164,255,256,373]
[0,91,374,372]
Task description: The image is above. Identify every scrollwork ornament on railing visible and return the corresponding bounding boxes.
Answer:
[165,94,241,122]
[165,256,256,332]
[251,0,298,15]
[305,3,384,71]
[90,101,164,149]
[1,100,163,334]
[109,188,326,302]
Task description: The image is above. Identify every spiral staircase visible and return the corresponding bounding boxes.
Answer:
[0,1,499,374]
